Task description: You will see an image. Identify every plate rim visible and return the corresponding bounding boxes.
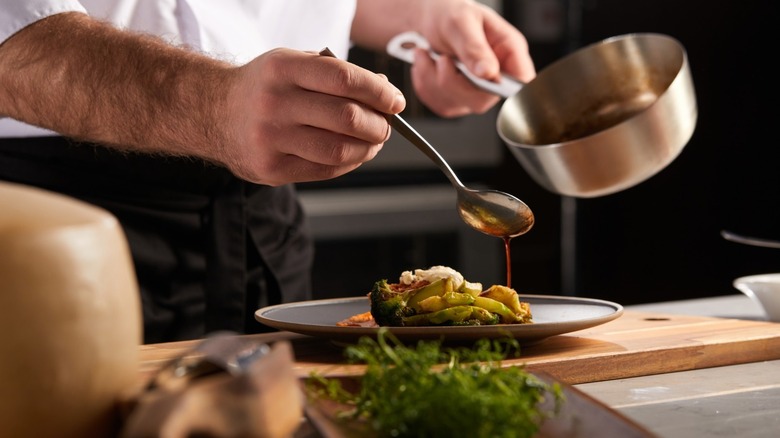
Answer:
[255,294,623,343]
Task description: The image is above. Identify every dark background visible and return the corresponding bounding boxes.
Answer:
[495,0,778,304]
[306,0,777,305]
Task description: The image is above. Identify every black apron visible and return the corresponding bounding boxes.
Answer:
[0,136,314,343]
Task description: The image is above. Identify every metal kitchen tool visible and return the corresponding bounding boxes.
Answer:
[122,334,302,438]
[319,48,534,239]
[387,31,697,198]
[388,114,534,238]
[721,230,780,249]
[146,331,271,391]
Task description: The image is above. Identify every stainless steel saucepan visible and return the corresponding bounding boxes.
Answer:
[387,32,697,198]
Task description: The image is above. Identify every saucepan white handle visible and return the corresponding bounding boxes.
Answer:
[386,31,523,99]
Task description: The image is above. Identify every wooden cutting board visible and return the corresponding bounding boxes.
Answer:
[518,310,780,384]
[138,310,780,386]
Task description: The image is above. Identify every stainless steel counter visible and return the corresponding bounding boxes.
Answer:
[575,294,780,437]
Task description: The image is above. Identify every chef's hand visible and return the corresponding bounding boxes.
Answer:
[0,13,405,187]
[410,0,536,118]
[225,49,405,186]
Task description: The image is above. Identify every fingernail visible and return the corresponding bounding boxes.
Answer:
[393,90,406,112]
[472,60,488,77]
[384,123,392,142]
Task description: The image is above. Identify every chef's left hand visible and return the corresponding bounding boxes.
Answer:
[411,0,536,118]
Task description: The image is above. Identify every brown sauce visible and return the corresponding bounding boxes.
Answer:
[504,236,512,289]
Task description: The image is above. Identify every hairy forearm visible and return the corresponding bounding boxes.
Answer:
[0,12,236,162]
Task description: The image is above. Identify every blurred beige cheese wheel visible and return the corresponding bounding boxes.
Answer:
[0,182,142,437]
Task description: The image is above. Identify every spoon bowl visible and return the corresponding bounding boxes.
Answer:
[389,114,534,239]
[457,188,534,238]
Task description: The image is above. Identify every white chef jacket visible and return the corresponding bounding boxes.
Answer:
[0,0,357,137]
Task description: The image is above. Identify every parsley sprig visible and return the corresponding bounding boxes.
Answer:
[308,329,563,438]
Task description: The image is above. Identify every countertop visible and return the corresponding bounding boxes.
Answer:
[575,294,779,437]
[137,294,779,437]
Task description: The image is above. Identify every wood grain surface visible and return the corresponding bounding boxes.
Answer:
[138,310,780,386]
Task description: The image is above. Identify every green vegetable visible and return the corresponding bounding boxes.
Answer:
[460,280,483,297]
[473,296,520,323]
[481,285,532,323]
[415,291,475,313]
[402,305,500,326]
[407,278,450,309]
[369,279,420,326]
[369,277,532,327]
[307,330,563,438]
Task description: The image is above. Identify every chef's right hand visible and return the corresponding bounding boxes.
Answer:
[223,48,406,186]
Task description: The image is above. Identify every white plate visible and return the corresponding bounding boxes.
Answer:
[255,295,623,345]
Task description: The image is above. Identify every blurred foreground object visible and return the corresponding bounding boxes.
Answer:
[121,335,302,438]
[0,181,142,437]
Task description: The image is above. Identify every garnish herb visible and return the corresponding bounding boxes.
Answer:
[307,329,563,438]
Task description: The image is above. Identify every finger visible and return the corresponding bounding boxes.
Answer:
[271,124,384,167]
[481,13,536,82]
[268,152,366,185]
[435,55,501,112]
[411,50,499,117]
[435,5,535,83]
[439,12,501,80]
[294,54,406,115]
[283,90,392,145]
[239,122,381,186]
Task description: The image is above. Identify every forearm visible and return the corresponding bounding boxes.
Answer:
[352,0,425,50]
[0,12,236,163]
[352,0,487,51]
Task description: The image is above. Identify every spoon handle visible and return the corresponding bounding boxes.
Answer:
[387,114,464,188]
[721,230,780,249]
[318,47,464,190]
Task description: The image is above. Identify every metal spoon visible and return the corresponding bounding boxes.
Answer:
[389,114,534,238]
[721,230,780,249]
[318,47,534,238]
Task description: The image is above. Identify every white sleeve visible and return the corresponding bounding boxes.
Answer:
[0,0,87,45]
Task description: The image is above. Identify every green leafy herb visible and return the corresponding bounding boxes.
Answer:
[307,329,563,438]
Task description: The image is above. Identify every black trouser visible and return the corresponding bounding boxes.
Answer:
[0,137,314,343]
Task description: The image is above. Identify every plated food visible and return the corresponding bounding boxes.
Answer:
[338,266,533,328]
[256,295,622,344]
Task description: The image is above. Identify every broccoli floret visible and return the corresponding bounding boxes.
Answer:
[369,279,419,326]
[371,278,451,326]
